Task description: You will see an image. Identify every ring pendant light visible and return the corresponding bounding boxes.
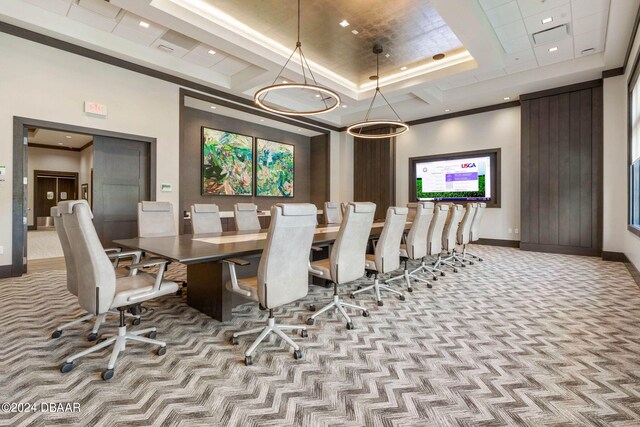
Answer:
[254,0,341,116]
[347,44,409,139]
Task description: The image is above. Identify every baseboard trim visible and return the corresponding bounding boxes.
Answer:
[27,225,36,231]
[475,238,520,248]
[626,260,640,288]
[0,265,13,278]
[520,243,601,257]
[602,251,629,262]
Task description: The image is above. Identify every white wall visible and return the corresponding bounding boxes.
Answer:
[26,146,81,225]
[395,107,521,241]
[0,32,180,268]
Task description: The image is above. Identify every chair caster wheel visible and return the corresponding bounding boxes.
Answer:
[293,349,303,360]
[479,258,483,262]
[362,310,370,317]
[460,264,466,268]
[148,331,157,339]
[441,272,445,276]
[87,333,98,341]
[306,318,314,326]
[52,330,62,339]
[407,288,413,293]
[399,295,406,301]
[101,369,114,381]
[433,276,438,281]
[469,262,474,265]
[60,362,73,373]
[349,294,355,299]
[453,269,459,273]
[131,318,141,326]
[245,356,253,366]
[346,322,354,330]
[357,285,362,290]
[309,304,316,312]
[157,346,167,356]
[231,336,239,345]
[427,284,433,289]
[300,329,308,338]
[175,289,182,296]
[377,301,383,307]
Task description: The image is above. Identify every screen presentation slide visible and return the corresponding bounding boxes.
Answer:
[415,156,491,201]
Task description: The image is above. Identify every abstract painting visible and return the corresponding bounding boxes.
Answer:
[202,127,253,196]
[256,139,294,197]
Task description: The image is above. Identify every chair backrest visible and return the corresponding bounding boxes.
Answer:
[470,202,486,242]
[330,202,376,284]
[138,201,176,238]
[457,203,478,245]
[52,205,79,296]
[373,207,408,273]
[340,202,348,216]
[190,204,222,234]
[405,202,433,260]
[234,203,261,231]
[406,203,419,222]
[324,201,343,225]
[60,200,115,315]
[427,203,449,255]
[442,204,464,251]
[257,204,317,309]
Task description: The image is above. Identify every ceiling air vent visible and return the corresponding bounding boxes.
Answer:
[532,24,569,45]
[157,45,175,53]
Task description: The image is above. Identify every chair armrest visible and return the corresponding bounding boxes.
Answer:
[223,258,251,266]
[125,258,173,304]
[109,250,143,271]
[126,258,169,270]
[104,247,122,254]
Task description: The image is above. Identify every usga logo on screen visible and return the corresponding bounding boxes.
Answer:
[461,163,477,168]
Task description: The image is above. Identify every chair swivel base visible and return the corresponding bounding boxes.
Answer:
[231,314,306,365]
[350,276,405,306]
[60,309,166,380]
[433,254,461,273]
[386,268,432,291]
[307,294,369,330]
[51,310,141,341]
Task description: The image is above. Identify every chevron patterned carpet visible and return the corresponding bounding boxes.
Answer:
[1,246,640,426]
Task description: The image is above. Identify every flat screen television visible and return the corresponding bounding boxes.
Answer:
[409,149,500,207]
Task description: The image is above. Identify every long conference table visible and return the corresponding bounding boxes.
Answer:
[114,222,391,322]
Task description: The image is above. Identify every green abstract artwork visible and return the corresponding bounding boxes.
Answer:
[256,139,294,197]
[202,127,253,196]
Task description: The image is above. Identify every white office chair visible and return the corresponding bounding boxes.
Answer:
[224,203,318,365]
[324,201,343,225]
[435,203,464,272]
[406,202,419,222]
[465,202,486,262]
[453,203,478,266]
[306,202,376,329]
[386,202,433,291]
[51,204,143,341]
[234,203,261,231]
[415,203,450,279]
[350,207,408,305]
[190,203,222,234]
[58,200,178,380]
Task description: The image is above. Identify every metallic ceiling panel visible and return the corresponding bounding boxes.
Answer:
[200,0,464,84]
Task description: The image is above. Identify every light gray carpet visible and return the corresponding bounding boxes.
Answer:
[26,230,63,260]
[1,246,640,426]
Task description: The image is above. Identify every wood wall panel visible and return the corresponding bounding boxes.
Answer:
[353,128,395,219]
[520,83,603,256]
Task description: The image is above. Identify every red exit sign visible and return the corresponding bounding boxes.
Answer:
[84,102,108,117]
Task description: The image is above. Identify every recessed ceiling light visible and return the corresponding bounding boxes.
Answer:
[445,109,451,112]
[260,119,265,122]
[351,29,359,35]
[339,20,349,27]
[65,135,72,139]
[503,97,510,101]
[282,80,288,83]
[210,106,216,109]
[57,142,64,145]
[385,53,390,58]
[541,17,553,24]
[207,49,216,55]
[342,105,347,108]
[139,21,150,28]
[315,94,321,98]
[297,128,302,131]
[400,66,408,71]
[549,46,558,52]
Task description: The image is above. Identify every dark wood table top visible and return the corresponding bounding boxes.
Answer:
[114,222,392,265]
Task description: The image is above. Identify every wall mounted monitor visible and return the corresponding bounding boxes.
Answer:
[409,148,500,207]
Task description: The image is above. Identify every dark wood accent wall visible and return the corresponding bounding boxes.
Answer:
[310,134,330,207]
[520,80,603,256]
[353,128,396,219]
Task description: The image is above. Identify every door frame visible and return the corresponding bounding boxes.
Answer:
[32,170,79,230]
[12,116,157,277]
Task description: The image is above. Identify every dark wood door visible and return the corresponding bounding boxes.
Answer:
[93,136,150,245]
[35,177,57,218]
[57,177,76,202]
